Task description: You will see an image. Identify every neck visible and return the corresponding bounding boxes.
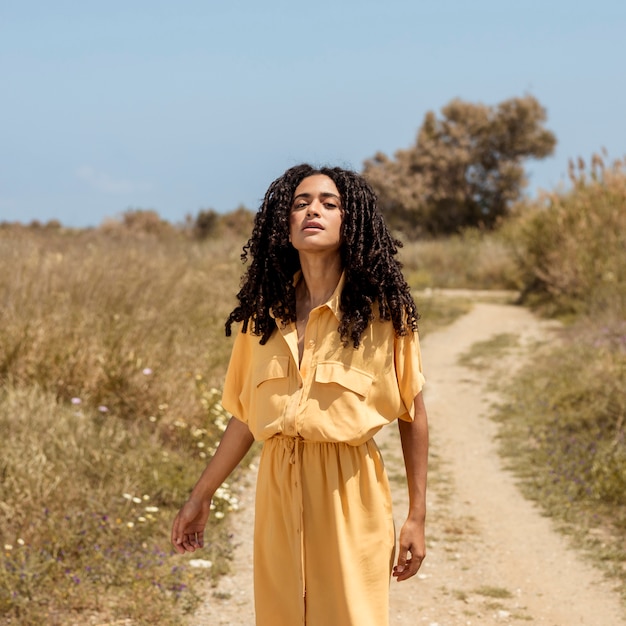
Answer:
[297,253,342,309]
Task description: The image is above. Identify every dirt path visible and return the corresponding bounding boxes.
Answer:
[191,300,626,626]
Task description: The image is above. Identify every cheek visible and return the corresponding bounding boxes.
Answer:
[288,213,298,240]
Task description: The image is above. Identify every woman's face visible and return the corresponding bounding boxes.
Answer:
[289,175,343,255]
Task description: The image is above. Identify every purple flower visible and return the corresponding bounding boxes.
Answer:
[142,368,153,376]
[71,397,81,405]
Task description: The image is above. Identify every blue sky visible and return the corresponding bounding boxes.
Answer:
[1,0,624,227]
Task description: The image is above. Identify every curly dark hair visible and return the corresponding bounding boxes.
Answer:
[225,163,419,347]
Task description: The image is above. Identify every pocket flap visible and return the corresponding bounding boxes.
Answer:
[315,361,374,397]
[254,356,289,387]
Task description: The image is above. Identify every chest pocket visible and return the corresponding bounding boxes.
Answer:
[314,361,374,397]
[254,356,290,387]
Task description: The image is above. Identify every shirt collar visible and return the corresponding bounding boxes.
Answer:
[292,270,345,322]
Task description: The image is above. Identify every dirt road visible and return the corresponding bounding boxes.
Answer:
[191,300,626,626]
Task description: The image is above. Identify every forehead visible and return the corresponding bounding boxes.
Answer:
[293,174,340,198]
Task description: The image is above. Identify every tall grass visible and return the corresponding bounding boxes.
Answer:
[398,228,518,291]
[0,227,248,625]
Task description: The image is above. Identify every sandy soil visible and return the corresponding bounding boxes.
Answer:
[190,299,626,626]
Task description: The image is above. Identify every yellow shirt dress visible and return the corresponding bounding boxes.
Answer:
[221,275,425,626]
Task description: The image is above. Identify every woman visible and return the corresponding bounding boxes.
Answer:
[171,164,428,626]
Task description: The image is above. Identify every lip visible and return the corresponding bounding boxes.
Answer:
[302,221,324,231]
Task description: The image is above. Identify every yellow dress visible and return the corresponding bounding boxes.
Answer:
[221,274,425,626]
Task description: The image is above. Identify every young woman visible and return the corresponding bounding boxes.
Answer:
[171,164,428,626]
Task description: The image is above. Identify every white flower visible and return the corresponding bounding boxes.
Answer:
[122,493,133,500]
[132,497,142,504]
[71,397,81,405]
[145,506,159,513]
[4,544,12,551]
[142,368,153,376]
[214,511,225,519]
[189,559,213,569]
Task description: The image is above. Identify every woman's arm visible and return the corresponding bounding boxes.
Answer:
[171,416,255,554]
[393,391,429,581]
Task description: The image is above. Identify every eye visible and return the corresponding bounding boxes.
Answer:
[292,201,308,210]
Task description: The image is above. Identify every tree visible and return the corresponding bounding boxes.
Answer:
[363,95,556,236]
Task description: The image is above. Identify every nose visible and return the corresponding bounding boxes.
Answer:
[306,201,321,217]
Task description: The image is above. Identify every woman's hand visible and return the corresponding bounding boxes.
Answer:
[392,516,426,582]
[170,417,255,555]
[171,498,211,554]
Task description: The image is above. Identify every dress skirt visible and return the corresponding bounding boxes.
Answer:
[253,434,395,626]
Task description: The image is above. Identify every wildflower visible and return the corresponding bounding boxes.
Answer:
[143,494,150,501]
[132,497,142,504]
[189,559,213,569]
[214,511,225,519]
[122,493,133,500]
[17,538,25,546]
[98,405,109,413]
[127,522,134,528]
[4,544,12,551]
[149,415,157,422]
[142,368,153,376]
[145,506,159,513]
[71,397,82,405]
[137,517,147,523]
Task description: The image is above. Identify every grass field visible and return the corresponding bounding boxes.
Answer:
[1,158,624,622]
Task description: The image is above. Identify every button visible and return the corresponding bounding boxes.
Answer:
[308,340,315,348]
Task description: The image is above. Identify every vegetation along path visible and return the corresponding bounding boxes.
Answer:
[191,297,626,626]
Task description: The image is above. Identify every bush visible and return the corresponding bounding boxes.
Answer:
[506,155,626,318]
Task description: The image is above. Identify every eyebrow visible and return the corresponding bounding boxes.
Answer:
[293,192,341,201]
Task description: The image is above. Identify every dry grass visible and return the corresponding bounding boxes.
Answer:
[0,227,247,625]
[398,228,518,291]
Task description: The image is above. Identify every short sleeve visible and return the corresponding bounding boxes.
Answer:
[394,329,426,422]
[221,326,249,424]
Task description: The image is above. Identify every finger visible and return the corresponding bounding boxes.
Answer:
[394,554,425,581]
[393,545,409,576]
[171,517,185,552]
